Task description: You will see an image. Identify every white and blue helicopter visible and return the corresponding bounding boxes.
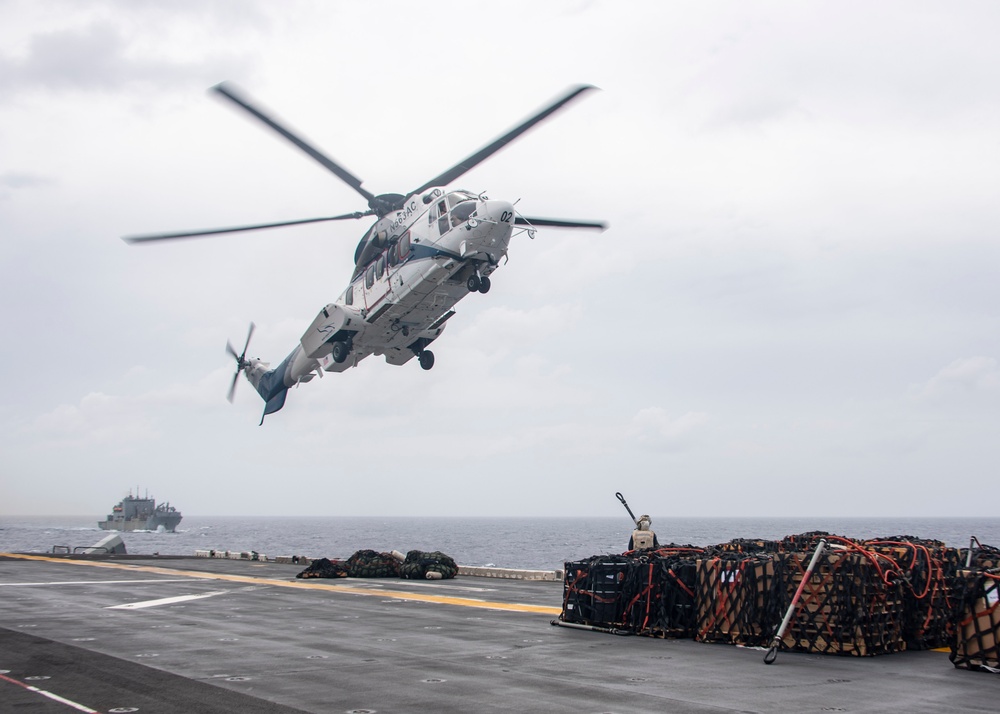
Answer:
[125,82,605,423]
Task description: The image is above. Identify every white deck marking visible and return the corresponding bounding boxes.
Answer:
[1,579,196,586]
[106,590,229,609]
[0,672,99,713]
[31,687,99,713]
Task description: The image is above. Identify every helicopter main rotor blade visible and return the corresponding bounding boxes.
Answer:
[212,82,378,207]
[515,216,607,231]
[122,212,373,244]
[226,370,241,403]
[411,84,598,196]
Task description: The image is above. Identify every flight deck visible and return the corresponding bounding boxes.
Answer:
[1,553,996,714]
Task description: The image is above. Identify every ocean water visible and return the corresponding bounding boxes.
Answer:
[2,515,999,570]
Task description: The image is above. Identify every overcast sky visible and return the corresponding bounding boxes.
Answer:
[2,1,998,519]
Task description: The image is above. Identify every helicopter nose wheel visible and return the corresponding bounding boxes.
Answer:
[418,350,435,370]
[467,270,491,294]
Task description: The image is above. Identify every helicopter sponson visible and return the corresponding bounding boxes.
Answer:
[124,82,604,424]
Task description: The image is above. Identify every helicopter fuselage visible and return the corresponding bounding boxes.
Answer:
[242,187,515,414]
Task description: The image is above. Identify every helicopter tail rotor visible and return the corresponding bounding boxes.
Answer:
[226,322,256,403]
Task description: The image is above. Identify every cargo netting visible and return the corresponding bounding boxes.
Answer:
[695,553,777,647]
[622,547,703,637]
[400,550,458,580]
[950,569,1000,672]
[771,539,906,656]
[961,542,1000,570]
[861,537,962,650]
[295,557,348,579]
[559,532,997,661]
[562,554,632,630]
[344,549,401,577]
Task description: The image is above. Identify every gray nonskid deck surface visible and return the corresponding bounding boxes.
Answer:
[1,556,996,713]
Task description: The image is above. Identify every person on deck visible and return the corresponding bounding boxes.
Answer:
[628,514,660,551]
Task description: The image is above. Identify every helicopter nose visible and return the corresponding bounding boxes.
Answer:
[481,199,515,229]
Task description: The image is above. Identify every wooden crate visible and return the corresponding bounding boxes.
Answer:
[950,570,1000,671]
[695,555,775,646]
[772,549,906,656]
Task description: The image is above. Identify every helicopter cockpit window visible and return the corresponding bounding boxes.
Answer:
[375,256,385,280]
[449,191,476,204]
[343,285,354,306]
[390,231,410,267]
[437,199,450,234]
[365,264,375,289]
[355,229,374,265]
[451,200,477,227]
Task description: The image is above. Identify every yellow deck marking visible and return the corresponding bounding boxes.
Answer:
[0,554,561,615]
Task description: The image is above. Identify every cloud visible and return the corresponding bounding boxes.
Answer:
[0,172,53,189]
[0,20,243,97]
[909,356,1000,404]
[706,94,804,130]
[0,171,54,201]
[24,366,232,448]
[627,407,711,451]
[457,303,584,352]
[29,392,159,447]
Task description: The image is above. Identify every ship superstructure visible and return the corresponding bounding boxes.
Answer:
[98,491,182,532]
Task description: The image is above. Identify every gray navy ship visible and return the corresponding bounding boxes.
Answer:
[97,491,182,532]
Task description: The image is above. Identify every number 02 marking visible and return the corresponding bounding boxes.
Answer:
[500,211,512,222]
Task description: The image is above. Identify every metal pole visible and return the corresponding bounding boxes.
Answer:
[966,536,981,567]
[616,492,638,524]
[764,538,827,665]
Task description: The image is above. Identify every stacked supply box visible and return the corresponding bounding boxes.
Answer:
[621,548,702,638]
[772,547,906,656]
[560,535,999,663]
[695,553,776,647]
[864,538,962,650]
[950,569,1000,671]
[965,544,1000,570]
[715,538,781,555]
[562,555,631,628]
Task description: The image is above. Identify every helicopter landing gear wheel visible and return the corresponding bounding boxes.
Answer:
[466,274,481,293]
[331,340,350,363]
[419,350,435,371]
[478,276,491,294]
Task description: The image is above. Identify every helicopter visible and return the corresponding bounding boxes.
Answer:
[125,82,606,424]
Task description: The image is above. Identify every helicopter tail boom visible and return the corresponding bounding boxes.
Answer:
[234,304,364,423]
[239,352,293,425]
